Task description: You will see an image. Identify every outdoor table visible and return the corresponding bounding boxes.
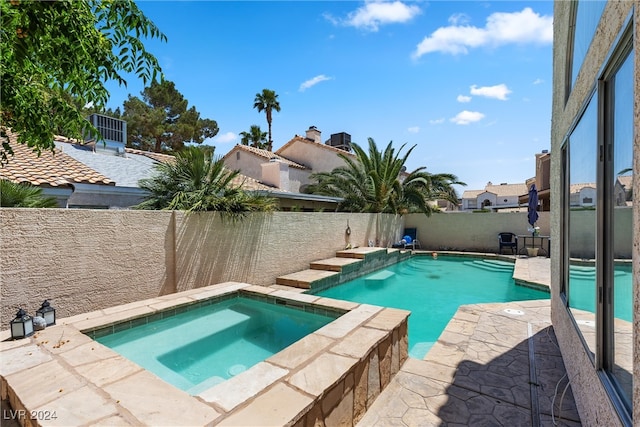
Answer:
[518,235,551,257]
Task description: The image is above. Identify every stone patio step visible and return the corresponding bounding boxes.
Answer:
[310,257,363,273]
[275,269,340,290]
[335,247,388,259]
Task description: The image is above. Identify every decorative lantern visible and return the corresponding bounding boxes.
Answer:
[36,300,56,326]
[10,309,34,339]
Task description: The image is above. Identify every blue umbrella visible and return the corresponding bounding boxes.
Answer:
[528,184,539,227]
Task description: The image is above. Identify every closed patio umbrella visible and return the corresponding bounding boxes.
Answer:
[528,184,539,227]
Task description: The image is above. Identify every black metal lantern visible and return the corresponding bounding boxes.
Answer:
[36,300,56,326]
[10,309,34,339]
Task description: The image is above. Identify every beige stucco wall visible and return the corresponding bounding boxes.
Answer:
[277,140,351,185]
[405,212,551,253]
[0,209,402,325]
[550,1,638,425]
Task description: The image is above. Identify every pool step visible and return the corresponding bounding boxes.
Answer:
[365,270,395,282]
[463,260,514,273]
[310,257,363,273]
[336,247,388,259]
[275,269,340,289]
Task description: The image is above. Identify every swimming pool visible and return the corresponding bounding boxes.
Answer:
[95,296,337,394]
[315,255,549,358]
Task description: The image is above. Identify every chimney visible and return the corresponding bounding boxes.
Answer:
[261,159,290,191]
[305,126,321,144]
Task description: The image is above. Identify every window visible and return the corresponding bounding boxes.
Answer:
[569,1,607,88]
[562,18,634,422]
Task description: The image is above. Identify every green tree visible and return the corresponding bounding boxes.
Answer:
[253,89,280,151]
[239,125,268,149]
[0,0,165,163]
[135,146,276,217]
[0,180,58,208]
[124,80,219,153]
[304,138,465,215]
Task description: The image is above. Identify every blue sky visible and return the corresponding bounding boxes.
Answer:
[105,0,554,194]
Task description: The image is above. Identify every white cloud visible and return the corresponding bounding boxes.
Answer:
[299,74,333,92]
[330,1,421,32]
[532,78,544,85]
[448,13,470,26]
[429,118,445,125]
[470,84,511,100]
[457,94,472,103]
[412,7,552,58]
[214,132,237,144]
[407,126,420,133]
[450,110,485,125]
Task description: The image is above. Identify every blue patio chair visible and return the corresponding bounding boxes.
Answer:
[403,228,421,250]
[498,232,518,254]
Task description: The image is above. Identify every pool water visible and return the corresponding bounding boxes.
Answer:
[315,256,549,359]
[567,263,632,321]
[96,297,336,394]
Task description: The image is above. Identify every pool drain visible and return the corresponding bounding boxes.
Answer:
[228,364,247,376]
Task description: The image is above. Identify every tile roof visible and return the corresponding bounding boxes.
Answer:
[229,174,280,192]
[462,183,528,199]
[125,148,175,164]
[276,135,356,158]
[0,130,114,187]
[569,183,596,193]
[2,130,284,193]
[223,144,308,169]
[54,139,160,188]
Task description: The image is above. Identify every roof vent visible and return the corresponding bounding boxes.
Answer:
[541,149,549,153]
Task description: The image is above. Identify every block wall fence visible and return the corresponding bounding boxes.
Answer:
[1,208,613,327]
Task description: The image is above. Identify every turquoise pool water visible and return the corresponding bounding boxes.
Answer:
[96,297,336,394]
[315,256,549,358]
[568,263,632,321]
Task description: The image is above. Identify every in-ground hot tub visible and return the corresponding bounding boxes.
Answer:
[1,282,409,426]
[91,295,338,394]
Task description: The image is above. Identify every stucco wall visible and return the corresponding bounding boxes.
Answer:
[405,211,551,253]
[0,209,401,325]
[550,1,638,425]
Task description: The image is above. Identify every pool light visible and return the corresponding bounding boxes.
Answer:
[10,308,34,340]
[36,300,56,326]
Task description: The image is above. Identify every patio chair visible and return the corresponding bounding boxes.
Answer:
[403,228,421,250]
[498,232,518,254]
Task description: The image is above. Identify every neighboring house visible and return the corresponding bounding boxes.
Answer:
[222,126,356,193]
[569,183,596,207]
[0,130,116,208]
[2,120,341,210]
[222,144,309,193]
[460,182,528,211]
[274,126,357,191]
[518,150,551,211]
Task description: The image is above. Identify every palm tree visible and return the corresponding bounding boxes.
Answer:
[0,180,58,207]
[304,138,464,215]
[135,146,275,217]
[239,125,268,149]
[253,89,280,151]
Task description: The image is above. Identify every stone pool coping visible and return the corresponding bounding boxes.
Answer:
[1,282,409,426]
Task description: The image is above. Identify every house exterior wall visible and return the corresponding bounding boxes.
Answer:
[224,149,309,192]
[550,1,638,425]
[277,141,350,186]
[223,150,267,182]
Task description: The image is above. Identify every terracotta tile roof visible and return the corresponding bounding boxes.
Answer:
[485,183,528,197]
[276,135,356,158]
[570,183,596,193]
[224,144,308,169]
[230,174,280,192]
[1,130,114,187]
